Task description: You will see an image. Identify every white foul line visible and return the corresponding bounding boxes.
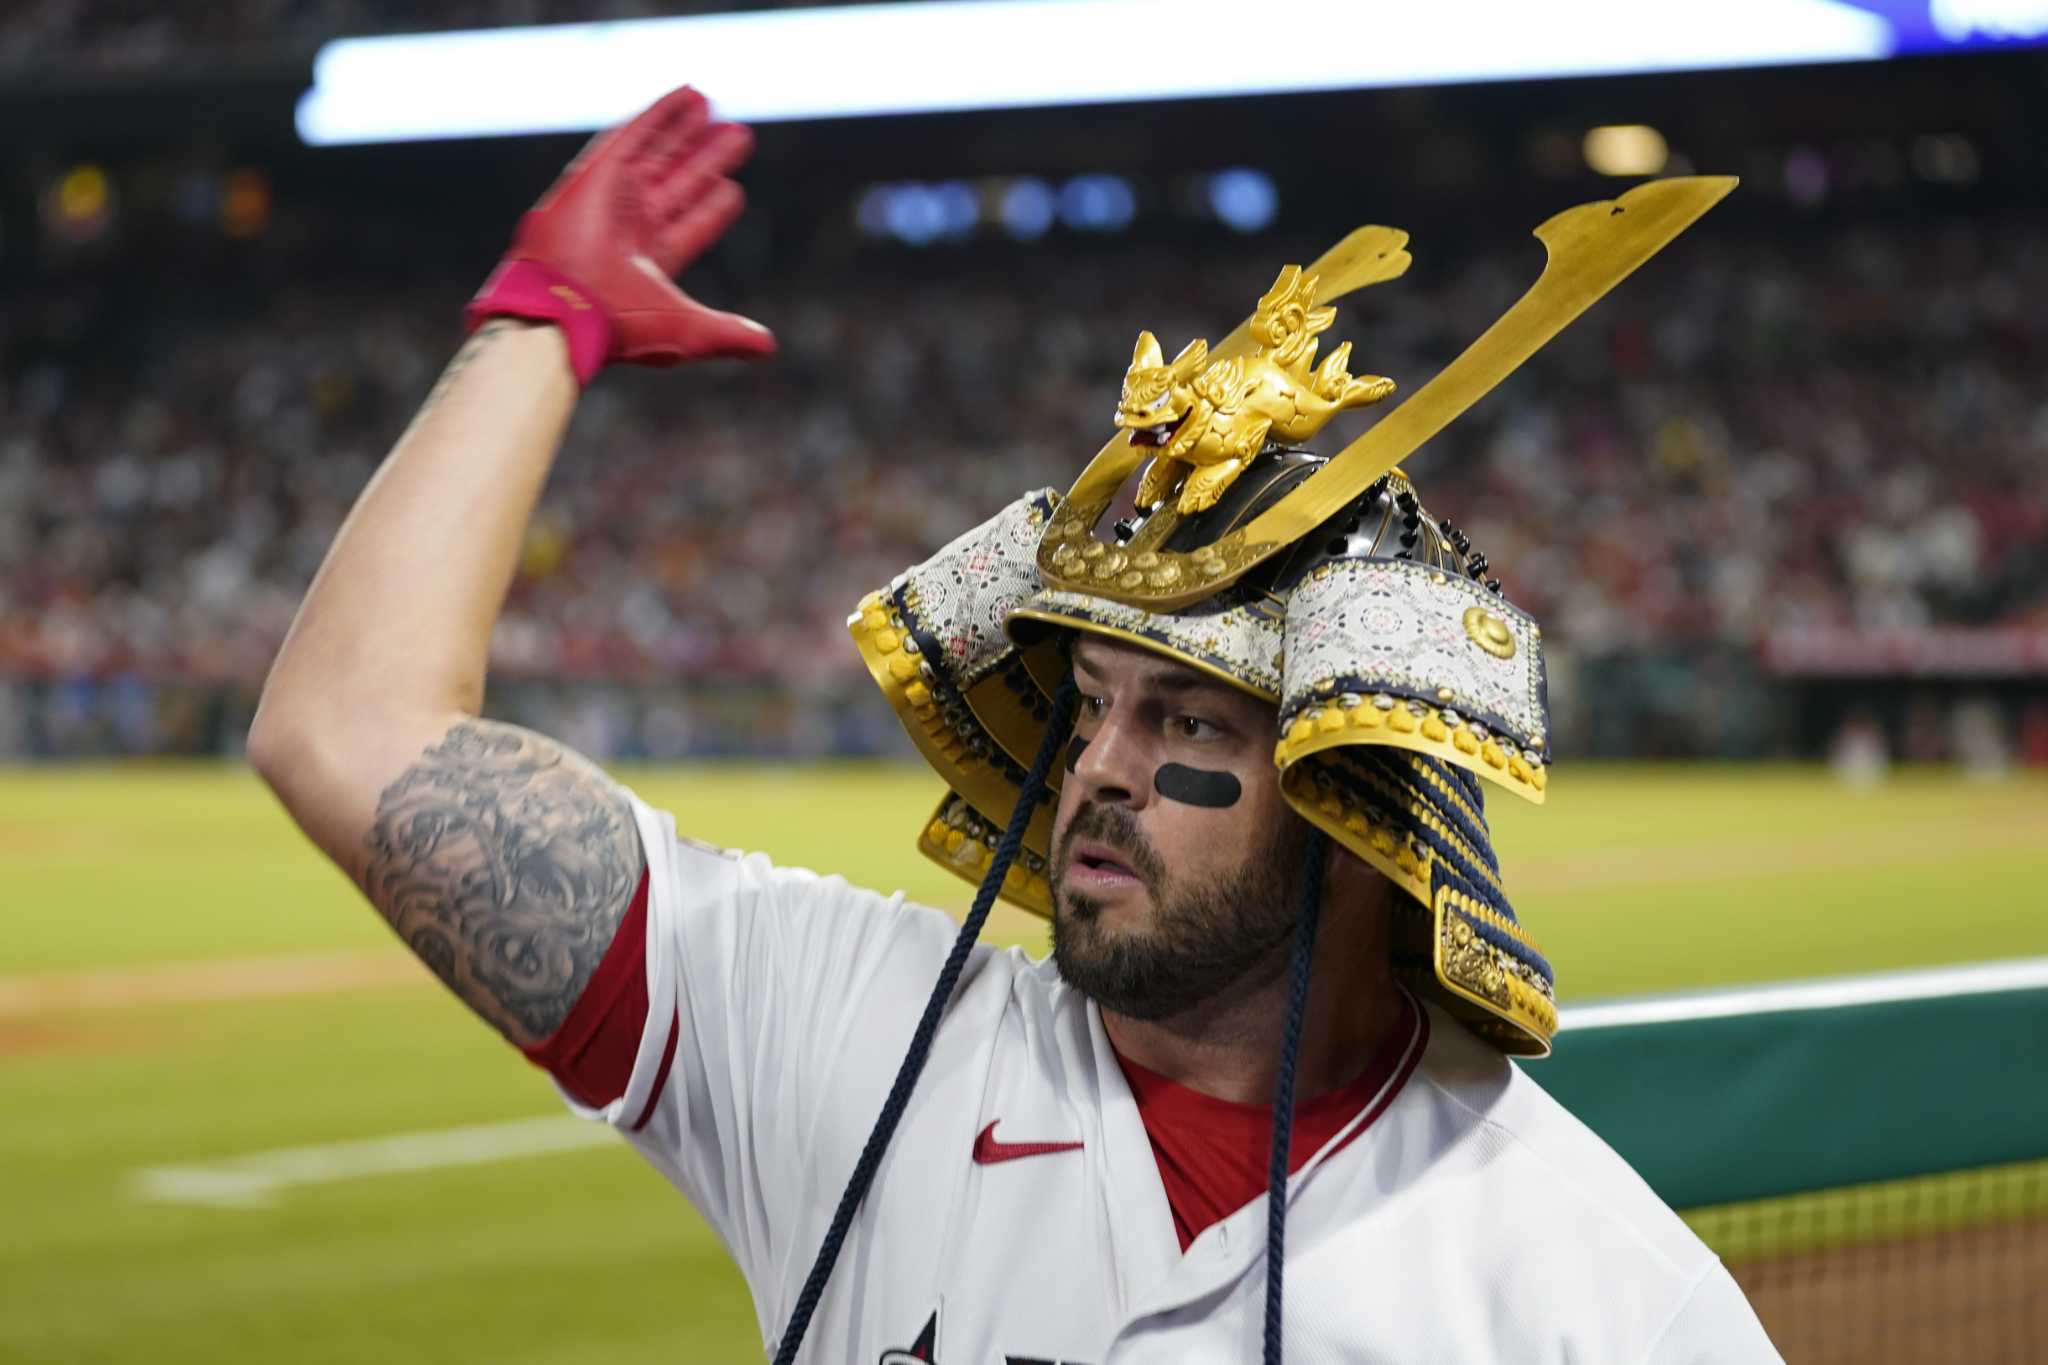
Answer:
[1560,956,2048,1032]
[129,1115,615,1210]
[0,949,425,1019]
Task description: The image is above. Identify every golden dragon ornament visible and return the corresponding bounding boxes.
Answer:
[1115,264,1396,515]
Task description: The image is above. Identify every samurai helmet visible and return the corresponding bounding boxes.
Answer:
[850,177,1736,1056]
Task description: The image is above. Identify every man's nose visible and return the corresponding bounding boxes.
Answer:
[1070,712,1152,808]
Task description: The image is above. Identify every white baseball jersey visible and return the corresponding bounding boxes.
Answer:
[557,793,1782,1363]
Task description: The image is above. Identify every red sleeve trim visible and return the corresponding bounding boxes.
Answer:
[630,1011,681,1132]
[522,866,656,1111]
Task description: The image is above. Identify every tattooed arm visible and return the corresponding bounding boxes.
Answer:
[358,721,641,1044]
[251,92,772,1046]
[249,323,642,1046]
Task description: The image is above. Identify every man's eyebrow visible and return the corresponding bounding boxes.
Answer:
[1070,646,1243,703]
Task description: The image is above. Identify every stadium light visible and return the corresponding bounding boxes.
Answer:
[1930,0,2048,41]
[296,0,1895,145]
[1582,125,1669,177]
[1208,169,1279,233]
[221,170,273,238]
[45,164,115,243]
[1057,175,1136,233]
[999,180,1056,241]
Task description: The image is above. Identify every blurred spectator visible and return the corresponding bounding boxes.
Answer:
[1828,710,1890,789]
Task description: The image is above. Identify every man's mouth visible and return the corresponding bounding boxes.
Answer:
[1064,839,1147,892]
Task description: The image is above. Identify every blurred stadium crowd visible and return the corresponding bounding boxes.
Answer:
[5,210,2046,757]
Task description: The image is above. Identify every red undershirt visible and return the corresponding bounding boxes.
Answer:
[1112,991,1424,1250]
[525,867,1427,1248]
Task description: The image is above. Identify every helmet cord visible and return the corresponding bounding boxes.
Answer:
[773,676,1080,1365]
[1264,828,1329,1365]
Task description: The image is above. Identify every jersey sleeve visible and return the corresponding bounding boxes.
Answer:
[554,789,980,1309]
[520,867,659,1114]
[1640,1261,1785,1364]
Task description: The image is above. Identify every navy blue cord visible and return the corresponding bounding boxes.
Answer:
[1264,828,1329,1365]
[772,676,1079,1365]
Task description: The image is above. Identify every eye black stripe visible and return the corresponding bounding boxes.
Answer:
[1154,764,1241,808]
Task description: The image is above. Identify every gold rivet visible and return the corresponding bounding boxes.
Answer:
[1119,570,1144,589]
[1462,606,1516,659]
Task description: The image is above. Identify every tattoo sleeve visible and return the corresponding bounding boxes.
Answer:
[362,719,644,1046]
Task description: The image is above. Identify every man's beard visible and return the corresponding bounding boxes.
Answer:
[1049,801,1311,1021]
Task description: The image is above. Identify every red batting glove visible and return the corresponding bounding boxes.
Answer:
[465,86,776,385]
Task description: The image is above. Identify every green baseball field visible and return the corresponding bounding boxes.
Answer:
[5,762,2046,1363]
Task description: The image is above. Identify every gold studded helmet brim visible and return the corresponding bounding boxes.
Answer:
[1015,453,1552,803]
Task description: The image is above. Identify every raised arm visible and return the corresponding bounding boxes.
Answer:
[248,88,775,1047]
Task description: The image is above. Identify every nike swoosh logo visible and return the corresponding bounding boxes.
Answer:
[972,1120,1084,1165]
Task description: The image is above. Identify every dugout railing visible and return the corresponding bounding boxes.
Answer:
[1526,958,2048,1364]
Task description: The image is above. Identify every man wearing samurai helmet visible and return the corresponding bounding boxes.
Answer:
[828,188,1782,1362]
[252,86,1781,1363]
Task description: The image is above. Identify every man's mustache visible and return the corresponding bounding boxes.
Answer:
[1053,802,1166,887]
